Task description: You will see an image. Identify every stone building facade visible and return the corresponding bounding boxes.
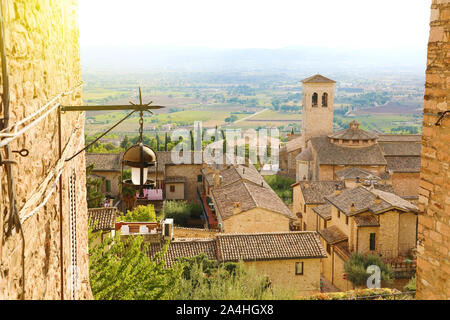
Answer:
[148,231,327,297]
[416,0,450,300]
[0,0,91,299]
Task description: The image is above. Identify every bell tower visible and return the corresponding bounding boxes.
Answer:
[301,74,336,145]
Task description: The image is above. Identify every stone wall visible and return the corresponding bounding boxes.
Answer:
[416,0,450,300]
[0,0,91,299]
[245,258,321,297]
[302,82,335,144]
[221,208,291,233]
[165,164,202,204]
[391,172,420,198]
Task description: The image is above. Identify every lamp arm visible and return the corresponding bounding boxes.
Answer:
[65,110,137,162]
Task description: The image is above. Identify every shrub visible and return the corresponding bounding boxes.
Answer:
[344,253,393,287]
[171,257,295,300]
[162,201,202,226]
[118,205,157,222]
[404,276,416,292]
[263,175,295,204]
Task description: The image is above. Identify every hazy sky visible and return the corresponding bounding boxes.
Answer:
[79,0,431,50]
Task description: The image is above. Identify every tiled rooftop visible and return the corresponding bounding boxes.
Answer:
[302,74,336,84]
[310,137,387,166]
[216,232,327,261]
[88,207,117,232]
[325,186,418,216]
[312,204,332,221]
[318,226,348,244]
[212,180,295,220]
[293,181,345,204]
[147,239,217,268]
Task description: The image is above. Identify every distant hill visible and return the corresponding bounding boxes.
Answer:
[81,45,426,75]
[355,101,423,115]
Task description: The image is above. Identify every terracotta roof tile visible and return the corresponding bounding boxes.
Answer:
[302,74,336,84]
[216,232,327,261]
[336,167,380,180]
[385,156,421,173]
[325,186,418,216]
[379,142,421,156]
[147,239,217,268]
[202,164,266,188]
[329,127,378,140]
[312,204,332,220]
[285,136,303,153]
[318,226,348,244]
[88,207,117,231]
[377,135,422,142]
[296,146,313,161]
[310,137,387,166]
[86,153,122,171]
[296,181,345,204]
[212,180,295,220]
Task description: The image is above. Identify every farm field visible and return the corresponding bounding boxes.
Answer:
[82,71,424,137]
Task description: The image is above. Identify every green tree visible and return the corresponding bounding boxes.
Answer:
[118,205,157,222]
[264,175,295,205]
[344,253,393,287]
[89,232,182,300]
[120,135,132,150]
[86,164,105,208]
[162,201,202,227]
[172,257,294,300]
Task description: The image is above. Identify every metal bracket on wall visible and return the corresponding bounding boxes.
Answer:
[435,110,450,126]
[0,148,29,165]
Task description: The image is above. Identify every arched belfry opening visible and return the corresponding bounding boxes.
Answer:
[312,93,318,107]
[322,93,328,107]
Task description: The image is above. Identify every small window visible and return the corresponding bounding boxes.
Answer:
[322,93,328,107]
[105,180,111,192]
[370,233,376,251]
[170,185,176,193]
[324,220,327,229]
[303,204,306,213]
[326,244,331,254]
[346,216,349,225]
[337,211,341,218]
[295,262,304,275]
[312,93,318,107]
[197,175,203,182]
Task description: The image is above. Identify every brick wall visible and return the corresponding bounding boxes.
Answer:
[0,0,91,299]
[416,0,450,300]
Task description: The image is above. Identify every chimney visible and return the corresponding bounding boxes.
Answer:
[355,176,361,186]
[213,171,222,187]
[232,202,242,215]
[335,183,341,196]
[375,195,382,204]
[350,202,356,213]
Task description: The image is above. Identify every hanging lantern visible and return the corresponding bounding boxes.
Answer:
[121,143,157,198]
